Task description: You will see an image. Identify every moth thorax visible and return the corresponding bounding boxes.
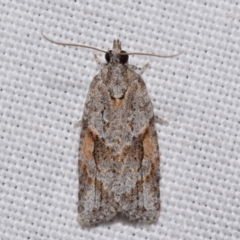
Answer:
[109,85,127,99]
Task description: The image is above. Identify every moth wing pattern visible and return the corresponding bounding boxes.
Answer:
[78,62,160,225]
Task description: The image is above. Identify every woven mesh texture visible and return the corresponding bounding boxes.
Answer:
[0,1,239,240]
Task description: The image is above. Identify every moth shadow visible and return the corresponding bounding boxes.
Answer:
[79,213,158,229]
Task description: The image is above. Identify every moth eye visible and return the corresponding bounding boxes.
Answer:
[105,51,111,63]
[120,51,129,64]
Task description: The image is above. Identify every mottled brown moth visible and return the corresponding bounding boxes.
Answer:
[42,33,180,225]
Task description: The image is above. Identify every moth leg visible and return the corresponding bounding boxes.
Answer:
[73,119,82,128]
[155,116,169,125]
[128,63,150,74]
[94,54,107,68]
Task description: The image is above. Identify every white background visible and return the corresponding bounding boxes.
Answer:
[0,1,239,240]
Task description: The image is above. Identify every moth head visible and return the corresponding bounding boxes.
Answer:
[105,39,129,64]
[41,32,182,61]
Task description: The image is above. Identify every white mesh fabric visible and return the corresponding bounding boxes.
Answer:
[0,1,239,240]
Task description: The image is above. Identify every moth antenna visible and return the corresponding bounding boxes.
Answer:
[122,52,182,58]
[41,32,107,54]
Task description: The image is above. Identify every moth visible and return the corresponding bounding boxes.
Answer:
[42,33,180,225]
